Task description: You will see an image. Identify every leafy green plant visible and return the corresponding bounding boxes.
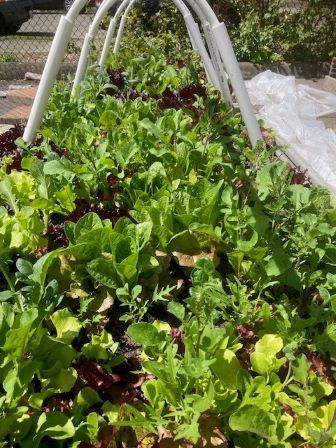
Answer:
[0,53,17,62]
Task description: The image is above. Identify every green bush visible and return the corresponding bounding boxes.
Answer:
[119,0,336,63]
[226,0,336,63]
[99,2,190,60]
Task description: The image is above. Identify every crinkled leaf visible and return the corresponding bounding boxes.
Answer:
[82,330,118,360]
[250,334,286,375]
[128,323,163,346]
[229,405,278,443]
[0,177,18,212]
[87,258,118,289]
[51,308,81,344]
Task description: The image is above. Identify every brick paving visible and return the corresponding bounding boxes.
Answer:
[0,85,37,124]
[0,104,32,124]
[6,86,38,104]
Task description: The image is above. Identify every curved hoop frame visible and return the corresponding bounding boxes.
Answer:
[99,0,232,103]
[98,0,231,102]
[72,0,224,97]
[23,0,262,147]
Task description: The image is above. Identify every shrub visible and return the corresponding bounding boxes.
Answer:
[214,0,336,63]
[119,0,336,63]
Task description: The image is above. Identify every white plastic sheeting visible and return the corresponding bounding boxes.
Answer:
[246,71,336,193]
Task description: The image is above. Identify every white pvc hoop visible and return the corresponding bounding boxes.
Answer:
[72,0,224,97]
[103,0,232,103]
[107,0,232,103]
[23,0,262,147]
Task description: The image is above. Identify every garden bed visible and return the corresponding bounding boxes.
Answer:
[0,46,336,448]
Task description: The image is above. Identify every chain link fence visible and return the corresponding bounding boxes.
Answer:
[0,4,107,81]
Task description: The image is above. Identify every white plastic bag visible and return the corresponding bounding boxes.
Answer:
[246,71,336,193]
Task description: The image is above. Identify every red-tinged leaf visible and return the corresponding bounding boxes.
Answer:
[154,428,192,448]
[306,352,336,385]
[289,166,311,187]
[79,442,101,448]
[236,324,257,343]
[132,373,155,389]
[42,393,74,413]
[77,358,121,393]
[98,425,117,447]
[107,68,125,89]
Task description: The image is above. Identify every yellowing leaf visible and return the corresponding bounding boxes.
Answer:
[251,334,286,375]
[315,400,336,430]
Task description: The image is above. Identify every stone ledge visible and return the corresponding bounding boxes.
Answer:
[239,62,331,80]
[0,61,331,81]
[0,124,12,133]
[0,62,77,81]
[324,76,336,95]
[0,104,31,124]
[6,86,38,105]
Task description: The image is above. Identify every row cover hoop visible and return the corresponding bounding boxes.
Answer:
[96,0,233,102]
[72,0,226,97]
[23,0,262,147]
